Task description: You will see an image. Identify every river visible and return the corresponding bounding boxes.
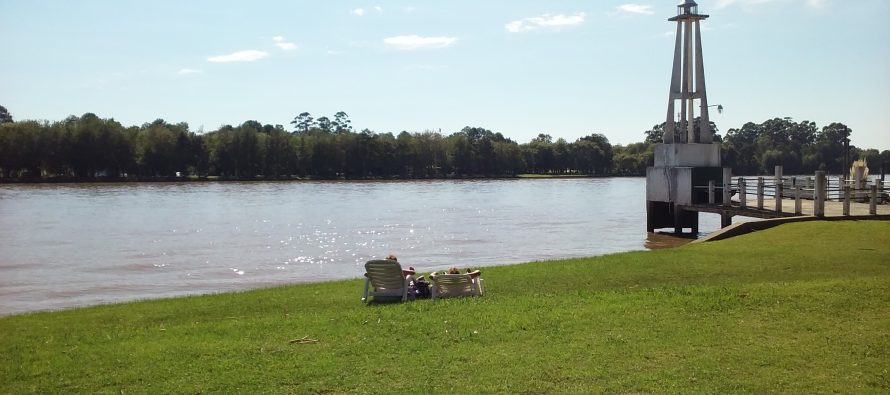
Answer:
[0,178,725,315]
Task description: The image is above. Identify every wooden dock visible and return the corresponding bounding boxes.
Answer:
[682,197,890,219]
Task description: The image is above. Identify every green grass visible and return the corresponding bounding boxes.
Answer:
[2,221,889,393]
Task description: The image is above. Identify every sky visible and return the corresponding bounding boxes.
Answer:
[1,0,889,149]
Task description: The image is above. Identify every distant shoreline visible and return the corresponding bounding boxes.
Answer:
[0,173,635,184]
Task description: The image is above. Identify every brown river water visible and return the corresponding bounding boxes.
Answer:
[0,178,725,315]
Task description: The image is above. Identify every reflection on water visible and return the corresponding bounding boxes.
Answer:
[0,178,727,315]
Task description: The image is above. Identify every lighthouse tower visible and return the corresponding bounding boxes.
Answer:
[646,0,724,234]
[665,0,711,144]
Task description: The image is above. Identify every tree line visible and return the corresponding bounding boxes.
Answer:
[0,106,886,180]
[0,110,612,179]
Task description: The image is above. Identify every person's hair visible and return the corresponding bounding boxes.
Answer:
[386,255,398,261]
[448,267,460,274]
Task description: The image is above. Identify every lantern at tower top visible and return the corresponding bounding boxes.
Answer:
[669,0,709,21]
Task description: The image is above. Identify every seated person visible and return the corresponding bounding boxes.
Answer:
[386,254,430,299]
[436,266,481,278]
[386,254,416,280]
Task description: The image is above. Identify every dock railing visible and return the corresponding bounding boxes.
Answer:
[698,167,887,217]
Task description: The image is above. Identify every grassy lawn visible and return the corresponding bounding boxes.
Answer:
[2,221,889,393]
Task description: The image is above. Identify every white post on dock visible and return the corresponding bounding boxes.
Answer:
[838,175,845,202]
[722,168,732,207]
[757,177,764,210]
[843,186,851,216]
[795,185,802,215]
[738,178,747,209]
[814,171,826,217]
[774,166,783,213]
[708,180,715,204]
[854,168,867,201]
[871,184,878,215]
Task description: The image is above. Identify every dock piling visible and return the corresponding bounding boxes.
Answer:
[708,180,715,205]
[774,166,783,214]
[738,178,747,209]
[722,168,732,207]
[815,171,826,217]
[757,177,764,210]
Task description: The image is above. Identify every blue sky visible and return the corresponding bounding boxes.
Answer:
[1,0,888,149]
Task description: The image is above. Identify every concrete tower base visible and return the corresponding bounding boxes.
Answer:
[646,143,722,234]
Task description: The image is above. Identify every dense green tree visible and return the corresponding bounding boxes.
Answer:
[0,105,12,124]
[262,125,296,176]
[316,117,332,133]
[612,142,654,175]
[0,110,883,181]
[0,121,42,177]
[332,112,352,134]
[644,124,663,144]
[290,112,314,133]
[573,134,613,175]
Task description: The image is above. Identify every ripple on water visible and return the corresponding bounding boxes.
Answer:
[0,178,729,315]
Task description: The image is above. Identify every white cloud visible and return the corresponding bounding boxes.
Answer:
[616,4,654,15]
[207,50,269,63]
[505,12,586,33]
[374,6,383,12]
[273,36,297,51]
[352,8,365,16]
[177,68,203,75]
[716,0,776,9]
[383,35,457,50]
[717,0,825,9]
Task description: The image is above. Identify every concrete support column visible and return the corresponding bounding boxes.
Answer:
[854,166,866,201]
[722,168,732,207]
[882,165,886,203]
[843,186,851,216]
[814,171,826,217]
[838,176,845,201]
[795,186,802,215]
[775,166,784,214]
[775,184,783,213]
[646,201,653,232]
[695,20,711,144]
[721,213,732,228]
[738,178,747,209]
[757,177,764,210]
[708,180,715,204]
[684,20,694,143]
[871,185,879,215]
[663,22,684,143]
[674,205,683,234]
[881,176,886,205]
